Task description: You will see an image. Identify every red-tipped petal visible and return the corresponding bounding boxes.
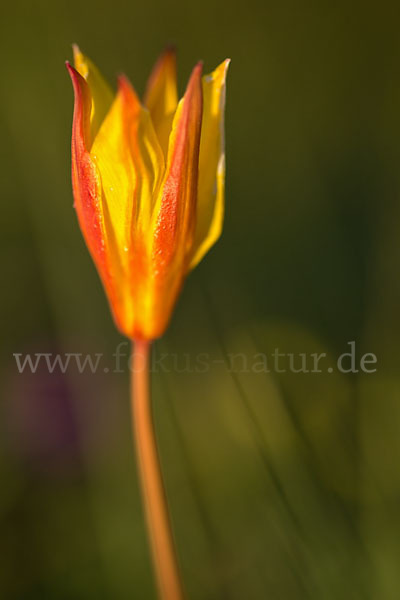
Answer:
[139,62,203,338]
[66,63,123,331]
[153,61,203,265]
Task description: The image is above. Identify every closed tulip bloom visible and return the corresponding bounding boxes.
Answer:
[66,47,229,340]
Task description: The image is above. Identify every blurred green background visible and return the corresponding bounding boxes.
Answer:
[2,0,400,598]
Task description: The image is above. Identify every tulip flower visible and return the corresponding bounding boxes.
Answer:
[66,46,229,341]
[66,46,229,600]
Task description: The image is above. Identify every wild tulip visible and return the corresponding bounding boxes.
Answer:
[66,46,229,600]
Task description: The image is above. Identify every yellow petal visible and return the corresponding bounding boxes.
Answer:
[90,84,137,268]
[89,76,165,338]
[143,46,178,158]
[119,76,165,236]
[90,75,164,254]
[73,44,114,144]
[189,59,230,269]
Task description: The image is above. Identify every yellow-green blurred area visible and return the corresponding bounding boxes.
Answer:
[2,0,400,598]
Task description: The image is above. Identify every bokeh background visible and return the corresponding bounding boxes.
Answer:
[2,0,400,598]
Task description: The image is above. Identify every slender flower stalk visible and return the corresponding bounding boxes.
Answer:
[66,46,229,598]
[131,341,184,599]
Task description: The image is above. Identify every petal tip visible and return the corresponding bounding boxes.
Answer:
[66,62,83,84]
[117,72,130,87]
[163,43,177,57]
[182,62,203,109]
[65,61,77,78]
[220,58,231,80]
[117,73,142,110]
[117,73,136,96]
[186,61,203,95]
[189,61,204,84]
